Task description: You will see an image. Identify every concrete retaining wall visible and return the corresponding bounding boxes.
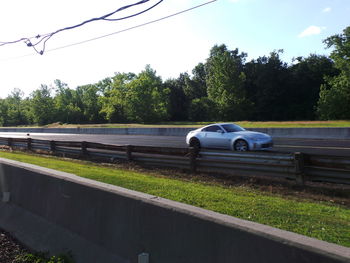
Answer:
[0,127,349,139]
[0,127,193,137]
[251,127,350,139]
[0,158,349,263]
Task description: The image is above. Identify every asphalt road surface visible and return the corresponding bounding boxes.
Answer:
[0,132,350,156]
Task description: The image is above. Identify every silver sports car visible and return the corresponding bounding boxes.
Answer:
[186,123,273,151]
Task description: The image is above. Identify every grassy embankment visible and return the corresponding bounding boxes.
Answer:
[0,151,349,248]
[10,120,350,128]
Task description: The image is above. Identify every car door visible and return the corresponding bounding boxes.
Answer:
[202,125,226,148]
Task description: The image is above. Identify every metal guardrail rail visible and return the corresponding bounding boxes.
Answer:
[0,137,349,185]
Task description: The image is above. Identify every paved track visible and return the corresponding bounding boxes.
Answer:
[0,132,349,156]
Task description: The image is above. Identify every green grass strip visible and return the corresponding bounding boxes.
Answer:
[0,151,349,247]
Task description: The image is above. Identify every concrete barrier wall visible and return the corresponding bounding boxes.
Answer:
[0,158,349,263]
[0,127,193,137]
[250,127,350,139]
[0,127,349,139]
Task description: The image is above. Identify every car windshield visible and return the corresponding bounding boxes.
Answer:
[221,124,245,133]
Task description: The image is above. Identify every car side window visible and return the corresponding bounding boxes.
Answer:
[202,125,222,132]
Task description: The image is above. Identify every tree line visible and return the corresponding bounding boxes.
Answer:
[0,26,349,126]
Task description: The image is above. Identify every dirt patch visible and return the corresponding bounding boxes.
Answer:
[173,170,350,207]
[0,229,28,263]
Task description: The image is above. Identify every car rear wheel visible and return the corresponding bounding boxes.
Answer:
[189,138,201,149]
[234,139,249,151]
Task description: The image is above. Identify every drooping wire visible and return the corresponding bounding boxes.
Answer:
[0,0,163,55]
[0,0,218,61]
[48,0,218,53]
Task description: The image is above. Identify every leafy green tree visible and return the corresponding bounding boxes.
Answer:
[6,89,23,125]
[289,55,338,120]
[244,50,291,120]
[76,84,102,123]
[164,73,189,121]
[317,26,350,119]
[53,80,83,124]
[99,72,136,123]
[206,44,252,120]
[184,63,207,100]
[0,99,8,126]
[317,74,350,119]
[29,85,55,125]
[188,97,216,121]
[124,65,169,123]
[1,88,29,126]
[96,77,113,95]
[0,88,32,126]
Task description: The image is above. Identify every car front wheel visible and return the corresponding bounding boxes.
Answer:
[189,138,201,149]
[234,139,249,151]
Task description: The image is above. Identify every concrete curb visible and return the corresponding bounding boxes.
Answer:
[0,158,349,263]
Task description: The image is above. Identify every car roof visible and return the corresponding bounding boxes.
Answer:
[207,123,232,126]
[201,123,233,129]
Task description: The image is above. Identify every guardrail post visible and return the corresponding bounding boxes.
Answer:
[27,138,32,151]
[294,152,305,185]
[126,145,132,161]
[81,141,88,156]
[7,138,13,149]
[50,140,56,152]
[189,147,198,173]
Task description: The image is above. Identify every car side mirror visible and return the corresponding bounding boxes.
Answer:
[217,130,224,134]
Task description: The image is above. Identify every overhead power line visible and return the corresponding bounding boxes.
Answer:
[49,0,218,52]
[0,0,163,55]
[0,0,217,60]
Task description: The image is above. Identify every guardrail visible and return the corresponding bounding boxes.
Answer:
[0,137,349,186]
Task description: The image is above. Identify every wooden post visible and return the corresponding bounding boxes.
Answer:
[7,138,13,149]
[126,145,132,161]
[81,141,88,156]
[27,138,32,151]
[50,140,56,152]
[294,152,305,186]
[189,147,198,173]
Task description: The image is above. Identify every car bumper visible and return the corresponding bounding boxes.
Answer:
[249,140,273,150]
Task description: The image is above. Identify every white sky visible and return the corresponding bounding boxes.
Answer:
[0,0,349,98]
